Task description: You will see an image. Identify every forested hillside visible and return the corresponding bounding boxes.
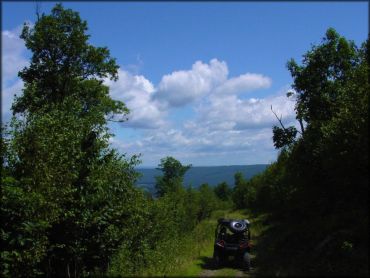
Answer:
[1,4,368,277]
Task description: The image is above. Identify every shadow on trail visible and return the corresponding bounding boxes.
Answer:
[197,256,246,271]
[197,256,215,270]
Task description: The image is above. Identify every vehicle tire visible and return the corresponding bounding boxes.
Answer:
[242,252,251,271]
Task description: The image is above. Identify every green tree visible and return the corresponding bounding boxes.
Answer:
[197,183,217,221]
[155,156,191,197]
[256,28,369,276]
[1,4,142,276]
[232,172,246,208]
[214,181,231,201]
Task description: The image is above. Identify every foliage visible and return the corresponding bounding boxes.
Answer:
[1,4,139,276]
[237,28,368,276]
[232,172,250,209]
[272,126,298,149]
[197,184,218,221]
[214,181,231,201]
[155,156,191,197]
[109,157,223,276]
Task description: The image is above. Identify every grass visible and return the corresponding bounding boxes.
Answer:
[119,209,270,277]
[169,218,215,276]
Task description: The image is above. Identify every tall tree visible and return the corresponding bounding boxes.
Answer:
[155,156,191,197]
[1,4,142,276]
[262,28,369,276]
[214,181,231,201]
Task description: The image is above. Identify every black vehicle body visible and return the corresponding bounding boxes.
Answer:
[213,218,251,270]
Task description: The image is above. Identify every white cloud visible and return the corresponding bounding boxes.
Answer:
[109,84,297,166]
[153,59,272,108]
[2,26,29,122]
[214,73,271,95]
[2,80,23,121]
[110,124,279,166]
[106,60,296,166]
[154,59,228,107]
[2,26,28,84]
[194,91,295,131]
[105,69,167,129]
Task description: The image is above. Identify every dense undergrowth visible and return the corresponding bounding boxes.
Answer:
[107,188,231,277]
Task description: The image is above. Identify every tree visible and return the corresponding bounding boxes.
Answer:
[13,3,124,117]
[232,172,248,209]
[214,181,231,201]
[258,28,369,276]
[197,183,217,221]
[1,4,141,276]
[273,28,365,151]
[155,156,191,197]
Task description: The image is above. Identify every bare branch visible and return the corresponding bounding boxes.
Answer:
[107,119,126,123]
[298,118,305,135]
[271,105,286,130]
[35,2,41,20]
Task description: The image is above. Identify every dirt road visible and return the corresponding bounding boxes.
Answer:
[199,268,250,277]
[198,255,256,277]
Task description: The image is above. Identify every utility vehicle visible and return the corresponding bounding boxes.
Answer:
[213,218,251,270]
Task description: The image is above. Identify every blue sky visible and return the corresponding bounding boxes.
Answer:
[2,2,368,166]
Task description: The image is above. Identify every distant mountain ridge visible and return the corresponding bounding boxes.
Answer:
[135,164,268,193]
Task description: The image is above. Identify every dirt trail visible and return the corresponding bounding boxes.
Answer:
[199,269,215,277]
[199,267,254,277]
[197,250,257,277]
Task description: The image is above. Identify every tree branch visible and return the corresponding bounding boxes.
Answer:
[298,118,305,135]
[35,2,41,20]
[271,105,302,135]
[271,105,286,130]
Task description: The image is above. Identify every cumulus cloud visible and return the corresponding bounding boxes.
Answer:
[152,59,273,111]
[105,69,167,129]
[105,59,273,130]
[105,59,296,165]
[194,91,296,131]
[109,83,297,166]
[153,59,272,108]
[214,73,271,95]
[154,59,228,107]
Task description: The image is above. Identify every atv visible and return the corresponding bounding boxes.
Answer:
[213,218,252,271]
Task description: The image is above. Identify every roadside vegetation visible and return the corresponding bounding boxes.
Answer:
[231,29,369,276]
[1,4,368,277]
